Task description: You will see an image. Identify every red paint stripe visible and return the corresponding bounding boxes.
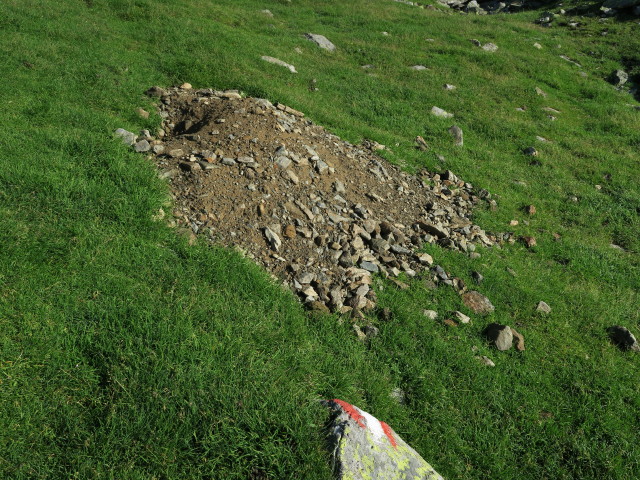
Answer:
[332,399,366,428]
[380,421,397,448]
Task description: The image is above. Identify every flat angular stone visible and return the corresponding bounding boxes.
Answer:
[462,291,494,315]
[536,301,551,314]
[134,139,151,152]
[484,323,512,351]
[263,226,282,251]
[261,56,297,73]
[475,355,495,367]
[304,33,336,52]
[115,128,137,146]
[431,106,454,118]
[324,399,444,480]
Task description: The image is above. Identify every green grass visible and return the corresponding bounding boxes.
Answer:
[0,0,639,478]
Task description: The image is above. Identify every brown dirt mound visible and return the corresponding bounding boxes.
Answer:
[136,85,499,314]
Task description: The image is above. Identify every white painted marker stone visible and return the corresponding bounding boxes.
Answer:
[324,399,445,480]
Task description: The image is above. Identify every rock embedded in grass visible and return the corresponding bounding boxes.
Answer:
[536,300,551,314]
[462,291,495,315]
[606,326,640,352]
[115,128,137,146]
[260,55,297,73]
[448,125,464,146]
[324,399,445,480]
[609,69,628,87]
[484,323,513,351]
[431,106,453,118]
[475,355,495,367]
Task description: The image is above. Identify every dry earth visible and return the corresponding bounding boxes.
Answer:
[125,85,502,315]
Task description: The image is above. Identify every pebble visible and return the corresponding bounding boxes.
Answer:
[475,355,495,367]
[283,224,296,239]
[484,323,512,351]
[134,139,151,152]
[536,301,551,314]
[360,261,379,273]
[431,106,454,118]
[261,56,297,73]
[115,128,137,146]
[454,311,471,324]
[521,236,537,248]
[448,125,464,146]
[264,226,282,251]
[423,310,438,320]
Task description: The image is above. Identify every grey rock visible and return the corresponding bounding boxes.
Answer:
[264,226,282,251]
[276,156,292,169]
[484,323,513,351]
[448,125,464,146]
[482,43,498,52]
[410,65,428,71]
[115,128,137,146]
[431,106,454,118]
[362,325,380,339]
[536,301,551,314]
[315,159,329,174]
[471,271,483,284]
[168,148,185,158]
[134,139,151,152]
[152,144,165,155]
[610,69,629,87]
[454,311,471,324]
[333,181,346,193]
[360,261,379,273]
[222,158,237,166]
[423,310,438,320]
[466,0,486,14]
[305,33,336,52]
[607,326,640,351]
[297,272,315,284]
[475,355,495,367]
[261,56,297,73]
[389,387,406,405]
[324,399,445,480]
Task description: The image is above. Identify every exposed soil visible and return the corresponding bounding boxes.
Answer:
[138,85,499,314]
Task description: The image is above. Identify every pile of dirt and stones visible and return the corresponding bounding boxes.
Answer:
[120,85,502,315]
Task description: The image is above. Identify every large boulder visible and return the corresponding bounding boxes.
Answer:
[325,399,445,480]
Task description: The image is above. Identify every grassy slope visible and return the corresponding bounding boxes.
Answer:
[0,0,638,478]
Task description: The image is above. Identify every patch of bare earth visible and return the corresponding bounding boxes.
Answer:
[143,85,498,315]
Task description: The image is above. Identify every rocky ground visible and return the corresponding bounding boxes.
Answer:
[117,85,505,316]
